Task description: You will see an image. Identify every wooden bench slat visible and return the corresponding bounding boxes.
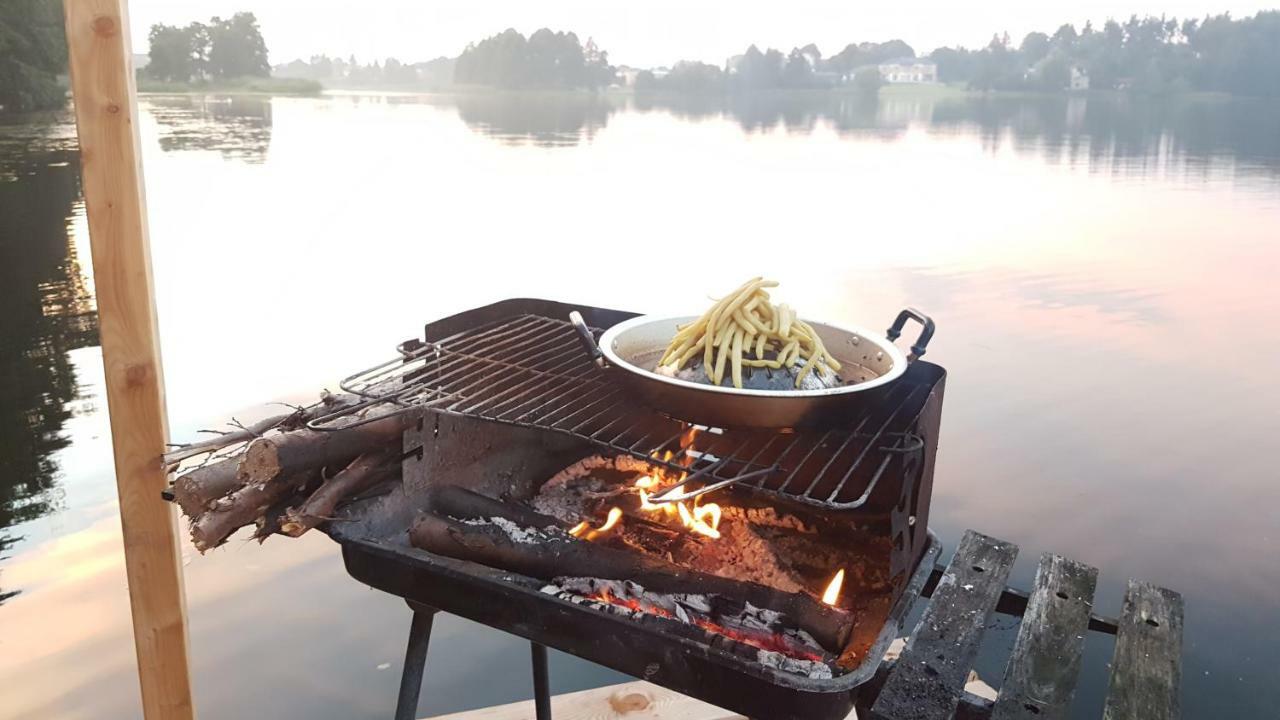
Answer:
[990,554,1099,720]
[1102,580,1184,720]
[870,530,1019,720]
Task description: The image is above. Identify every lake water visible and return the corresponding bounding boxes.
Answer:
[1,90,1277,719]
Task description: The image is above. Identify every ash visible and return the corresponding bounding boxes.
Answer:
[541,577,833,680]
[461,516,548,544]
[756,650,833,680]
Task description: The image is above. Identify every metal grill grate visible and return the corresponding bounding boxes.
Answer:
[310,313,930,510]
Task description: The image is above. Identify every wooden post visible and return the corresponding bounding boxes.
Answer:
[61,2,196,719]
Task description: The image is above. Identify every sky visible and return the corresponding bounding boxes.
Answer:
[127,0,1278,68]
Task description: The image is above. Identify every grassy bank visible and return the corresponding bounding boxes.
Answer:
[136,76,322,95]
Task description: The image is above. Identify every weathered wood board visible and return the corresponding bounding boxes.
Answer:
[990,554,1098,720]
[870,530,1018,720]
[1102,580,1184,720]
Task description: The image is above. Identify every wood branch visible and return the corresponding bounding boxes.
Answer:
[163,412,298,468]
[279,450,399,537]
[190,472,318,552]
[162,392,362,468]
[171,457,241,518]
[237,406,409,486]
[410,487,852,652]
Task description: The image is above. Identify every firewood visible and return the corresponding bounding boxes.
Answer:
[409,487,853,652]
[162,392,360,468]
[171,457,241,518]
[162,411,299,469]
[279,450,399,537]
[190,472,317,552]
[237,406,409,486]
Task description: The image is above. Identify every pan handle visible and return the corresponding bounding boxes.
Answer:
[569,311,608,369]
[886,308,935,361]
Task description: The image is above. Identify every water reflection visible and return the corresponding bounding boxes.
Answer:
[0,115,97,605]
[147,95,274,163]
[447,92,614,147]
[1,92,1278,719]
[435,91,1280,184]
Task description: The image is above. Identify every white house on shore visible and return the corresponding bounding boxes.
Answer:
[877,58,938,84]
[1070,66,1090,91]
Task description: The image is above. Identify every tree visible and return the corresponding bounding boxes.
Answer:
[206,13,269,79]
[0,0,66,113]
[147,23,204,82]
[1020,32,1051,64]
[852,66,882,96]
[454,28,612,90]
[782,49,815,88]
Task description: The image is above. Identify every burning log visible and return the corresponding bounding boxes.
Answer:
[409,487,853,652]
[279,450,399,537]
[236,406,409,486]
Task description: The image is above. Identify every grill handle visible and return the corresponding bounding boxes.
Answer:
[886,307,936,361]
[568,311,607,369]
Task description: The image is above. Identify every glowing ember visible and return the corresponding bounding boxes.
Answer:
[821,569,845,606]
[587,589,824,663]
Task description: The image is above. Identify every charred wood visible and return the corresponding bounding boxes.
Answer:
[409,487,853,652]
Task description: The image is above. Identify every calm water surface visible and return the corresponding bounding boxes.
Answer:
[1,91,1277,719]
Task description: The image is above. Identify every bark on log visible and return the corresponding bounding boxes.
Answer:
[190,472,317,552]
[279,450,399,537]
[171,457,241,518]
[410,487,852,652]
[237,407,409,486]
[162,392,361,468]
[162,411,299,469]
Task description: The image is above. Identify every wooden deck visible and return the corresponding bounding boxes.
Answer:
[420,531,1183,720]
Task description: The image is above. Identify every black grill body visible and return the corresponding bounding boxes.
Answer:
[327,299,946,720]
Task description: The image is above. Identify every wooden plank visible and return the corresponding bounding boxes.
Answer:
[990,554,1098,720]
[1102,580,1184,720]
[421,681,752,720]
[61,2,194,719]
[870,531,1019,720]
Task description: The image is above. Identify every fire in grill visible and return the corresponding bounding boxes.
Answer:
[311,298,946,720]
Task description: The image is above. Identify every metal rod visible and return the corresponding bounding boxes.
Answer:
[395,606,438,720]
[531,642,552,720]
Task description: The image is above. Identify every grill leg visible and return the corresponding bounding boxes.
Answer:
[394,603,438,720]
[530,642,552,720]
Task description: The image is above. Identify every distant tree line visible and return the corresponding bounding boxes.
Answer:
[636,40,912,95]
[274,55,455,90]
[932,12,1280,94]
[454,29,615,89]
[145,12,269,83]
[0,0,66,113]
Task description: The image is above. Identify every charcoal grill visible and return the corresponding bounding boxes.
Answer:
[322,299,947,720]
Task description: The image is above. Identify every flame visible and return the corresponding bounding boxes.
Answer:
[597,507,623,533]
[821,569,845,606]
[575,426,729,544]
[573,507,624,541]
[631,426,727,538]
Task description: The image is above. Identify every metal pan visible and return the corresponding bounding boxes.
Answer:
[570,308,934,429]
